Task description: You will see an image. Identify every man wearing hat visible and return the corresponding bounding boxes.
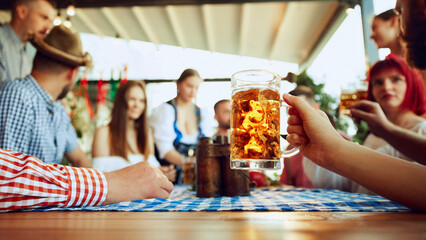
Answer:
[0,25,91,167]
[0,0,55,85]
[0,26,174,210]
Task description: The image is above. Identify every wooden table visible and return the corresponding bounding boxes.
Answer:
[1,211,425,240]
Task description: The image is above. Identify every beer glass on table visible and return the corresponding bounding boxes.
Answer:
[182,149,196,185]
[230,69,299,170]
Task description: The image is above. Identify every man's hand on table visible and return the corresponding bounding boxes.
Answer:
[103,161,174,205]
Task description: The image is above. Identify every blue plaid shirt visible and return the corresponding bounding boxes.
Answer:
[0,76,78,164]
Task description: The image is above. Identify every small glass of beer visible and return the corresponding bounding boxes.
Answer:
[230,69,299,170]
[182,149,196,185]
[339,88,357,116]
[339,81,368,116]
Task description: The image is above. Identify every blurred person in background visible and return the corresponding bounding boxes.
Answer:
[351,55,426,165]
[349,0,426,165]
[150,69,213,184]
[213,99,231,137]
[0,0,55,85]
[395,0,426,82]
[92,81,176,182]
[395,0,426,72]
[370,9,405,57]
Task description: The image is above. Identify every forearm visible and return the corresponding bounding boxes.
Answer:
[284,94,426,211]
[0,149,107,212]
[66,146,92,168]
[164,149,183,166]
[327,140,426,211]
[103,170,124,205]
[71,155,92,168]
[380,124,426,164]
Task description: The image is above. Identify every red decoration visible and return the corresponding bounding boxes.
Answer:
[77,72,94,120]
[121,65,128,85]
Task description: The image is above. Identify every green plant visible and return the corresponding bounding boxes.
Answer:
[352,120,369,144]
[293,71,337,113]
[336,117,350,134]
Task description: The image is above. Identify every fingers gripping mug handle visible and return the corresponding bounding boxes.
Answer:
[280,100,300,158]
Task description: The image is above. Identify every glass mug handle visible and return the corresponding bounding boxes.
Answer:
[280,100,300,158]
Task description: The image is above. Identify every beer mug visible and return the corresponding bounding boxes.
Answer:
[182,155,196,185]
[230,69,299,170]
[339,88,357,116]
[339,81,368,117]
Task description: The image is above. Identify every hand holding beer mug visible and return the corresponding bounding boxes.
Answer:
[230,69,299,170]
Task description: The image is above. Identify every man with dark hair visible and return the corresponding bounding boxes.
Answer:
[0,25,91,167]
[213,99,231,137]
[0,0,55,84]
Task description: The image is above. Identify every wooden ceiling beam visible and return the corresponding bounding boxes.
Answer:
[201,5,215,52]
[299,3,347,70]
[131,6,159,45]
[0,0,359,10]
[238,4,247,56]
[165,5,187,48]
[75,9,104,37]
[100,7,131,40]
[268,3,289,60]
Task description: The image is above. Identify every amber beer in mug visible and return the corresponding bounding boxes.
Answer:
[339,89,357,116]
[339,82,368,116]
[230,70,299,170]
[182,149,196,185]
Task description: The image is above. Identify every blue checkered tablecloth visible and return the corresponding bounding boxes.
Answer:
[28,186,410,212]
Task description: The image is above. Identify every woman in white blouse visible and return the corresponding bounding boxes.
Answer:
[149,69,213,184]
[350,54,426,194]
[92,81,176,182]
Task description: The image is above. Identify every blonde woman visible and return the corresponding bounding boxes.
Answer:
[150,69,213,184]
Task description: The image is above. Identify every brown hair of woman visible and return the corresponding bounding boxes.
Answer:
[108,81,152,160]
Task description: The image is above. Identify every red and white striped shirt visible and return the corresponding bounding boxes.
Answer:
[0,148,107,212]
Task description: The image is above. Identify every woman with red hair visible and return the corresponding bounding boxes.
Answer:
[277,0,426,212]
[367,55,425,115]
[352,55,426,194]
[361,55,426,161]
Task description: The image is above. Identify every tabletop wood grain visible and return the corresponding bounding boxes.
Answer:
[0,211,425,240]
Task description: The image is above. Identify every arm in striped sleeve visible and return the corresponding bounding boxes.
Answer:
[0,149,107,212]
